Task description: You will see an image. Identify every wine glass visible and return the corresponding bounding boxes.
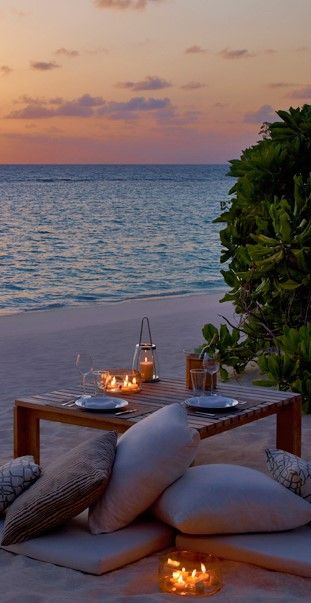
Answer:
[75,352,94,395]
[202,352,219,395]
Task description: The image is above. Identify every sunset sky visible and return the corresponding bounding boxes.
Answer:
[0,0,310,164]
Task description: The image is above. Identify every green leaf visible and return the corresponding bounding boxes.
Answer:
[278,280,301,290]
[253,379,276,387]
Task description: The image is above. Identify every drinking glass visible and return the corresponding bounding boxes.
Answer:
[190,368,207,396]
[75,352,94,394]
[202,352,219,395]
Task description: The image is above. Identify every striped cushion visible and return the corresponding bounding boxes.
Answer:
[1,432,117,545]
[0,456,41,513]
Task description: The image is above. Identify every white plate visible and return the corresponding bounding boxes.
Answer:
[75,396,128,411]
[185,395,239,410]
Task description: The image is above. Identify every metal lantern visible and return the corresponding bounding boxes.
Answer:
[132,316,159,382]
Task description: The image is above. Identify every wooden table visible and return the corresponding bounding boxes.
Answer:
[14,379,302,464]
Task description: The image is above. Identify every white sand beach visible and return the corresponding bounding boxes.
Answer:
[0,292,310,601]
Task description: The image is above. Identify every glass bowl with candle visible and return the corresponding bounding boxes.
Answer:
[97,369,142,394]
[158,550,222,597]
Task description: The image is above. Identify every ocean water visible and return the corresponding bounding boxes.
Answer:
[0,164,231,314]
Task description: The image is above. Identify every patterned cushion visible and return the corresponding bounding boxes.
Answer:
[266,448,311,502]
[1,431,117,545]
[0,456,41,513]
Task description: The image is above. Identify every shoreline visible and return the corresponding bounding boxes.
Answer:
[0,290,232,337]
[0,287,228,318]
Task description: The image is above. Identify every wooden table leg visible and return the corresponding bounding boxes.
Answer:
[14,406,40,464]
[276,398,302,456]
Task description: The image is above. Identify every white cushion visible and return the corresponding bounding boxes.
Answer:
[266,448,311,502]
[89,403,200,534]
[152,464,311,534]
[1,512,174,575]
[176,526,311,578]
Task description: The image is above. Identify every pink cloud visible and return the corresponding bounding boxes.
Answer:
[30,61,60,71]
[181,81,205,90]
[116,76,171,91]
[94,0,162,9]
[6,94,172,120]
[84,46,109,55]
[289,86,311,98]
[219,48,255,59]
[54,48,79,58]
[185,45,207,54]
[243,104,276,123]
[268,82,296,88]
[98,96,172,119]
[1,65,12,76]
[154,108,200,126]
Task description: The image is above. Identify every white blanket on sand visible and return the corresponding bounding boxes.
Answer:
[1,545,310,602]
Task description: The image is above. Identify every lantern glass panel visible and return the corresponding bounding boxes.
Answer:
[132,343,159,382]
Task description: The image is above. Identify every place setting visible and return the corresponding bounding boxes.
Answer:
[70,352,141,417]
[184,353,244,418]
[70,318,161,418]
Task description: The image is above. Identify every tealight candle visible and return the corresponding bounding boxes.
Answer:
[158,551,222,597]
[98,370,141,394]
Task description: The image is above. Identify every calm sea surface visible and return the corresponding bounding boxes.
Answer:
[0,164,231,314]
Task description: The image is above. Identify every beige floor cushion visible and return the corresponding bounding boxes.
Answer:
[176,525,311,578]
[1,512,174,575]
[89,403,199,534]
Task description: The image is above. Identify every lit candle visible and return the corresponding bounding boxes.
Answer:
[159,552,221,596]
[107,376,120,392]
[168,560,210,594]
[139,356,154,381]
[100,371,141,393]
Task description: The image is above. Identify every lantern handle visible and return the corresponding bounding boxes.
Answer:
[139,316,153,345]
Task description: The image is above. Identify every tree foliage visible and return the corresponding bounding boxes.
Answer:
[202,105,311,411]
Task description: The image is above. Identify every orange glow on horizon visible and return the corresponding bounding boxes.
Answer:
[0,0,310,163]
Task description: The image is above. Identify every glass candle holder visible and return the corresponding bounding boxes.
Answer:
[158,550,222,597]
[132,316,160,382]
[97,369,142,394]
[132,343,159,382]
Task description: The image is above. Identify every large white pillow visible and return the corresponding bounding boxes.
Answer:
[152,464,311,534]
[266,448,311,502]
[88,403,200,534]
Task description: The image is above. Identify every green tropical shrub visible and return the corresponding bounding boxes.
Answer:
[202,105,311,411]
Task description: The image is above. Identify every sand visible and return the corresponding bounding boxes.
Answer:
[0,292,310,601]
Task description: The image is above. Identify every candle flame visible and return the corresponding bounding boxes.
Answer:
[201,563,206,573]
[168,558,180,567]
[144,356,148,362]
[111,376,116,386]
[133,377,136,384]
[191,569,196,577]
